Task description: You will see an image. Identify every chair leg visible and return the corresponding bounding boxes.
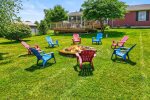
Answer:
[28,50,31,55]
[127,54,130,60]
[53,57,56,63]
[37,59,39,65]
[91,62,94,70]
[42,61,47,67]
[51,53,56,63]
[111,54,114,60]
[80,63,82,69]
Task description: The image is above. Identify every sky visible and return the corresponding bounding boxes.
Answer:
[18,0,150,23]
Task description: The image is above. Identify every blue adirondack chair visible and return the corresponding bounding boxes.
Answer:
[46,36,59,47]
[29,48,56,67]
[111,44,136,61]
[92,32,103,44]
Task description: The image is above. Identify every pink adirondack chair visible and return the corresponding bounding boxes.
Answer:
[111,36,129,49]
[76,50,96,70]
[21,41,41,54]
[72,33,81,44]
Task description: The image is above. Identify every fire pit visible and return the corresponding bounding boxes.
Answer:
[59,45,96,56]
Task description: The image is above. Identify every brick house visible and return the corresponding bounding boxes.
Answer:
[108,4,150,27]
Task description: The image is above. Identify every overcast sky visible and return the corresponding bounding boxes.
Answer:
[18,0,150,23]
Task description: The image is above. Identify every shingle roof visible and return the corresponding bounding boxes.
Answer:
[127,4,150,11]
[68,12,83,16]
[23,21,37,27]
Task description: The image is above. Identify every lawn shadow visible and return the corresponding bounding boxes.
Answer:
[25,62,55,72]
[104,31,126,38]
[111,58,136,66]
[0,53,9,60]
[51,31,125,39]
[0,60,12,65]
[18,54,33,58]
[0,40,30,45]
[74,64,93,77]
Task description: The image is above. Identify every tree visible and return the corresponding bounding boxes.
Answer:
[34,21,39,28]
[0,0,22,36]
[4,23,31,41]
[44,5,68,24]
[82,0,127,33]
[38,20,48,35]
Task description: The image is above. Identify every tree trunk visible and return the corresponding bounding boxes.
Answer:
[99,19,105,33]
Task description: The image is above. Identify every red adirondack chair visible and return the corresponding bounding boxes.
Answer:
[72,33,81,44]
[76,50,96,70]
[21,41,41,54]
[111,36,129,49]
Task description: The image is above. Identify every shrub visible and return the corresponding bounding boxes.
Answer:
[38,20,48,35]
[104,25,110,30]
[4,23,31,41]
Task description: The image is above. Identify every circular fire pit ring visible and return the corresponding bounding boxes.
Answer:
[59,45,96,57]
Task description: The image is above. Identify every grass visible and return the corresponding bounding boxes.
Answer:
[0,29,150,99]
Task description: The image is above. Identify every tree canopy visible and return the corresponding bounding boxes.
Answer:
[82,0,127,32]
[0,0,22,36]
[44,5,68,24]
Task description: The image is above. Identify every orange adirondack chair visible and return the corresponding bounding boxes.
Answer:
[76,50,96,70]
[72,33,81,44]
[21,41,41,54]
[111,36,129,49]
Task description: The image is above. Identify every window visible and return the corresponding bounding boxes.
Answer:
[138,11,146,21]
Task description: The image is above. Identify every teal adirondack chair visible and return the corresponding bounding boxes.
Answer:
[92,32,103,44]
[111,44,136,61]
[46,36,59,47]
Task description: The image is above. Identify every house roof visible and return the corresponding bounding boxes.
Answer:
[68,4,150,16]
[127,4,150,11]
[22,21,37,27]
[68,12,83,16]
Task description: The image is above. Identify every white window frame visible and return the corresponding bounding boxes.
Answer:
[138,11,146,21]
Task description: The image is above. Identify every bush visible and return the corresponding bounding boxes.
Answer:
[105,25,110,30]
[4,23,31,41]
[38,20,48,35]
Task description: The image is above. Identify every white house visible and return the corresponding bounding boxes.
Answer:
[22,21,38,35]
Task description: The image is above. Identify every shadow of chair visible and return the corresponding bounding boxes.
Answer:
[74,64,93,77]
[111,58,136,66]
[25,62,54,72]
[0,53,9,60]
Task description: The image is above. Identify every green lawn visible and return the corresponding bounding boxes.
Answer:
[0,29,150,99]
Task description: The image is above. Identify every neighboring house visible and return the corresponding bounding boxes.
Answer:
[23,21,38,35]
[68,12,83,23]
[109,4,150,27]
[68,11,101,29]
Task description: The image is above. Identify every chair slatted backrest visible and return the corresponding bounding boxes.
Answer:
[125,44,136,54]
[80,50,96,62]
[46,36,53,44]
[29,48,42,60]
[121,36,129,42]
[73,33,80,40]
[97,32,103,39]
[21,41,30,49]
[119,36,129,46]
